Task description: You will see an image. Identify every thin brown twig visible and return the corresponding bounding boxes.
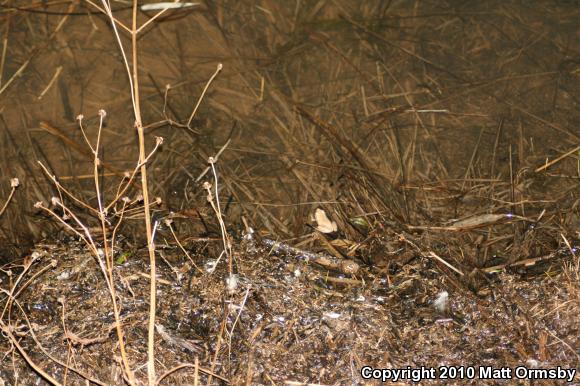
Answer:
[156,362,229,385]
[186,63,223,129]
[535,145,580,173]
[85,0,131,33]
[0,178,19,218]
[166,220,204,273]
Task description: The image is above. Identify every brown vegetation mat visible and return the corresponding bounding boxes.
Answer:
[0,236,578,384]
[0,0,578,384]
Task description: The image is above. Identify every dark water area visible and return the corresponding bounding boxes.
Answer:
[0,1,578,253]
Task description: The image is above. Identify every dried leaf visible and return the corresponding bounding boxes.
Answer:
[314,208,337,233]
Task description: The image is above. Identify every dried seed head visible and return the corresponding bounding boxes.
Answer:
[10,178,19,188]
[34,201,44,209]
[155,136,164,146]
[217,63,223,71]
[76,114,84,121]
[124,171,131,178]
[208,156,215,164]
[163,218,173,227]
[203,181,212,190]
[165,84,171,90]
[122,196,130,203]
[51,197,61,206]
[154,197,162,205]
[98,109,107,118]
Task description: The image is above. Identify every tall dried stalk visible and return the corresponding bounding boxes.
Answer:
[97,0,158,383]
[91,1,221,382]
[34,106,164,384]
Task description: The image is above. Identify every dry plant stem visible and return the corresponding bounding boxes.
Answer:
[0,21,8,87]
[133,0,157,382]
[203,188,230,275]
[37,161,99,216]
[0,58,30,96]
[136,6,173,34]
[427,252,464,276]
[11,260,57,313]
[0,253,40,322]
[36,204,96,255]
[195,138,231,182]
[186,63,223,129]
[228,288,250,349]
[113,174,130,204]
[167,222,203,273]
[1,292,108,385]
[207,305,229,386]
[133,30,158,386]
[92,112,105,214]
[36,200,133,381]
[39,121,123,175]
[0,319,62,386]
[0,183,17,217]
[194,357,200,386]
[89,113,136,386]
[209,160,233,276]
[98,2,221,383]
[87,0,131,33]
[156,362,230,385]
[105,138,162,212]
[536,145,580,172]
[37,66,63,100]
[99,1,158,382]
[111,200,128,258]
[0,2,71,95]
[35,117,145,385]
[59,299,71,385]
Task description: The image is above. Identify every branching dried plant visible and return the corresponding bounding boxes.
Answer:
[33,109,163,384]
[95,1,223,382]
[97,1,160,381]
[0,1,225,384]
